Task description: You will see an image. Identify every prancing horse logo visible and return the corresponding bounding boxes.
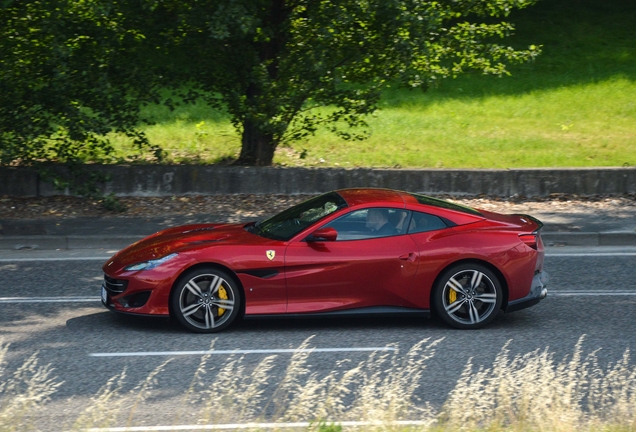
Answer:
[266,250,275,260]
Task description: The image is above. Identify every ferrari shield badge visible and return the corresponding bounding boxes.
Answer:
[266,250,276,261]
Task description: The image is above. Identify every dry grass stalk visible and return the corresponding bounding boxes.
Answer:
[438,336,636,432]
[3,336,636,431]
[0,342,61,432]
[72,370,128,430]
[172,340,215,426]
[71,360,171,431]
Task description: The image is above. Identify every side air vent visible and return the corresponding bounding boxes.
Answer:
[240,269,280,279]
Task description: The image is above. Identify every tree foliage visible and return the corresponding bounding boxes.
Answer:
[152,0,540,165]
[0,0,161,168]
[0,0,540,168]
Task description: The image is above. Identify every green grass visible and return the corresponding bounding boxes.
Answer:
[110,0,636,168]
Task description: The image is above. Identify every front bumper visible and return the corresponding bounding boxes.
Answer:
[506,270,549,313]
[101,271,172,316]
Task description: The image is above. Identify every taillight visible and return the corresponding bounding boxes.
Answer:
[519,233,538,250]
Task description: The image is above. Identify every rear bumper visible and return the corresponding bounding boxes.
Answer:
[506,270,549,313]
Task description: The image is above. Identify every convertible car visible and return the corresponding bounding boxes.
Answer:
[101,188,548,332]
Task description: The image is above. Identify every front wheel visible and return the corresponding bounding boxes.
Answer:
[432,264,503,329]
[171,267,241,333]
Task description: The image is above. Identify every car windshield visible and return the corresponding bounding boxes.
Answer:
[250,192,348,241]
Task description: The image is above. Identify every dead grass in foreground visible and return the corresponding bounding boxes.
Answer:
[1,336,636,431]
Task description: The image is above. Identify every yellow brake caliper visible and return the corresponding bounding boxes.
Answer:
[448,289,457,304]
[217,285,228,316]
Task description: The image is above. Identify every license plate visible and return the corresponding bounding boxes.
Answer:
[101,286,108,304]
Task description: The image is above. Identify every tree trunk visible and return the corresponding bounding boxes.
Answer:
[235,1,289,166]
[236,118,276,166]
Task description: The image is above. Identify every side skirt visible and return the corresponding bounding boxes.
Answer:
[245,306,430,320]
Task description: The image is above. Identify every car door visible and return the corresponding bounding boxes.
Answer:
[284,208,421,313]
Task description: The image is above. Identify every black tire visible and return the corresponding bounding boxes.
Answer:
[432,263,503,329]
[170,267,242,333]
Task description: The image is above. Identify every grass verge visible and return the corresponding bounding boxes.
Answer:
[107,0,636,168]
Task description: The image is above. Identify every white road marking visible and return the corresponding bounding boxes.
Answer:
[546,252,636,257]
[0,296,100,303]
[1,289,635,307]
[0,257,108,262]
[82,420,433,431]
[90,347,398,357]
[550,291,636,296]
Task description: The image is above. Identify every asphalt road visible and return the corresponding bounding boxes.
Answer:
[1,247,635,431]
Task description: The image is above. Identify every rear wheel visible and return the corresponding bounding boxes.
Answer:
[171,267,241,333]
[433,263,502,329]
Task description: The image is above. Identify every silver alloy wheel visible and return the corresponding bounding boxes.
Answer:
[178,273,236,330]
[441,269,498,325]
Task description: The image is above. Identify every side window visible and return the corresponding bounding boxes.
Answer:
[324,208,408,240]
[407,211,449,234]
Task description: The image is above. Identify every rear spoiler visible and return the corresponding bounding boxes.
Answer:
[523,214,544,232]
[516,214,544,250]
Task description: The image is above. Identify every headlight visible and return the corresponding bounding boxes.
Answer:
[124,253,178,271]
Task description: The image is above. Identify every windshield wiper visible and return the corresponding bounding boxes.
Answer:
[245,220,266,236]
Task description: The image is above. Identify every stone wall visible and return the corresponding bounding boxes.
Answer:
[2,165,635,197]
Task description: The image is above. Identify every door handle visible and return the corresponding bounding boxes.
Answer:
[399,253,417,262]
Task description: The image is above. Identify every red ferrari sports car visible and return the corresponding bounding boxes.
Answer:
[101,188,548,332]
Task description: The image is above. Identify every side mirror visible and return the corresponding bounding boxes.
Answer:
[307,227,337,242]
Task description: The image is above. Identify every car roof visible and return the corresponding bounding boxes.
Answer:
[335,188,485,225]
[335,188,406,207]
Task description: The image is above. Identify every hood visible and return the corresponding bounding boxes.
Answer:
[106,223,254,270]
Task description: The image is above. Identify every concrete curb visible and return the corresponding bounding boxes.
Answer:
[542,232,636,247]
[0,235,140,251]
[1,232,634,250]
